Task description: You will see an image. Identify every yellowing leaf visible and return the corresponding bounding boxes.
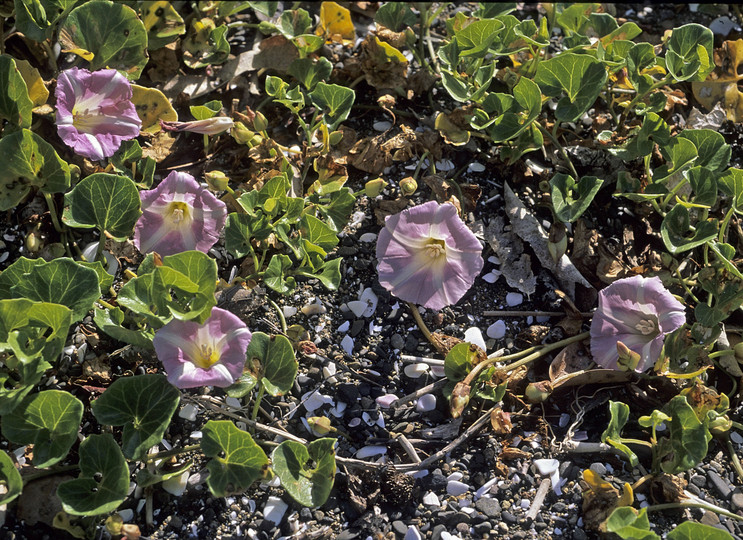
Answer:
[131,85,178,133]
[62,47,94,61]
[15,59,48,108]
[692,39,743,122]
[316,1,354,45]
[141,0,186,49]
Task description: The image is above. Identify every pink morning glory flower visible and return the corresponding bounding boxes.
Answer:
[134,171,227,256]
[160,117,234,135]
[153,307,252,389]
[376,201,484,310]
[55,67,141,161]
[590,275,686,372]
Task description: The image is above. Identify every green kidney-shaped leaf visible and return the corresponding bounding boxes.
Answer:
[264,254,296,294]
[312,257,342,291]
[289,57,333,90]
[59,0,149,80]
[272,438,336,507]
[57,433,129,516]
[93,306,155,349]
[14,0,77,41]
[299,214,339,251]
[444,342,479,382]
[481,77,542,143]
[0,128,71,211]
[667,522,734,540]
[63,173,141,239]
[660,395,712,474]
[678,129,731,172]
[91,374,180,460]
[309,82,355,131]
[687,167,718,207]
[660,205,718,254]
[665,23,714,82]
[534,52,607,122]
[201,420,269,497]
[374,2,416,32]
[606,507,660,540]
[550,174,604,222]
[600,400,639,467]
[0,54,33,129]
[455,18,504,58]
[2,390,83,468]
[719,168,743,214]
[0,297,72,366]
[0,450,22,505]
[8,258,100,321]
[246,332,297,396]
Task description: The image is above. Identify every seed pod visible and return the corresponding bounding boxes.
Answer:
[399,176,418,196]
[204,170,229,191]
[548,222,567,264]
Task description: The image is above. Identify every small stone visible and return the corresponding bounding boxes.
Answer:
[689,474,706,488]
[346,301,368,318]
[404,335,418,352]
[282,306,297,318]
[356,445,387,459]
[301,299,326,315]
[359,288,378,317]
[373,120,392,131]
[572,529,589,540]
[162,470,189,496]
[464,327,487,352]
[707,469,732,499]
[390,334,405,350]
[404,525,422,540]
[431,524,448,540]
[404,363,429,378]
[468,162,486,173]
[263,496,288,525]
[731,431,743,444]
[473,522,491,536]
[178,403,199,421]
[446,480,470,496]
[502,511,518,524]
[392,520,407,535]
[731,492,743,510]
[359,233,377,242]
[337,321,350,333]
[340,335,354,356]
[416,394,436,412]
[336,531,359,540]
[505,292,523,307]
[376,394,398,408]
[486,320,506,339]
[589,462,607,476]
[423,491,440,506]
[700,511,720,526]
[475,497,501,518]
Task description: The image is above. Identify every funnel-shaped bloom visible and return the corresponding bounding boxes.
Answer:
[160,117,234,135]
[590,275,686,372]
[134,171,227,256]
[376,201,484,310]
[55,67,141,160]
[154,307,251,388]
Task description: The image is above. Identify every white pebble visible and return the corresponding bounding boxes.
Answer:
[373,120,392,131]
[430,365,446,378]
[162,470,189,496]
[731,431,743,444]
[488,255,500,265]
[263,496,288,525]
[403,363,429,379]
[474,478,497,499]
[436,159,455,171]
[359,232,377,242]
[423,491,441,506]
[322,362,337,381]
[189,431,202,439]
[301,390,333,412]
[118,509,134,522]
[348,417,362,427]
[559,413,570,428]
[506,292,523,307]
[486,321,507,340]
[356,445,387,459]
[178,403,199,422]
[404,525,423,540]
[446,480,470,496]
[416,394,436,412]
[468,162,486,172]
[340,335,354,356]
[225,397,242,409]
[464,327,486,352]
[521,499,530,509]
[346,300,367,318]
[301,299,326,315]
[337,321,350,333]
[376,394,398,408]
[282,306,297,318]
[482,270,501,284]
[359,288,378,317]
[447,472,464,482]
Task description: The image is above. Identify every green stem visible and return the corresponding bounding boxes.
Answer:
[269,298,288,333]
[95,228,106,264]
[728,438,743,484]
[708,350,733,360]
[144,444,201,463]
[646,500,743,522]
[97,299,116,310]
[408,302,434,344]
[251,384,265,424]
[22,464,79,484]
[719,206,735,243]
[619,437,653,448]
[536,123,578,178]
[673,267,700,303]
[43,192,64,234]
[412,151,430,181]
[732,421,743,431]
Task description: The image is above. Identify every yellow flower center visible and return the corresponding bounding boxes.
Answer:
[72,106,104,132]
[635,318,657,336]
[424,238,447,259]
[192,343,220,369]
[168,201,190,226]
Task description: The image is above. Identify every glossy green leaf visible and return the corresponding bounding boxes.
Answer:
[665,23,714,82]
[272,438,336,507]
[606,507,660,540]
[444,342,478,382]
[555,3,597,35]
[440,70,469,102]
[549,174,604,222]
[289,57,333,90]
[480,78,541,142]
[0,357,50,415]
[183,19,230,69]
[500,123,543,164]
[57,433,129,516]
[0,297,72,365]
[535,52,607,122]
[687,167,718,207]
[108,140,156,189]
[719,168,743,214]
[660,395,712,473]
[312,258,342,291]
[608,112,670,161]
[299,214,339,251]
[93,307,154,349]
[312,188,355,233]
[667,522,734,540]
[246,332,297,396]
[135,460,192,488]
[201,420,269,497]
[455,19,504,58]
[660,205,718,254]
[0,128,70,211]
[14,0,76,41]
[277,8,312,38]
[190,99,222,121]
[59,0,149,80]
[2,390,83,468]
[309,82,355,131]
[0,450,22,505]
[140,0,185,50]
[678,129,731,172]
[92,374,179,460]
[62,173,141,240]
[264,254,296,294]
[0,54,32,129]
[655,137,698,182]
[600,401,639,467]
[375,2,416,32]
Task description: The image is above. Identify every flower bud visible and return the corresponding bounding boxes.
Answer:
[708,413,732,435]
[405,27,417,46]
[160,117,234,135]
[735,342,743,362]
[548,222,567,264]
[450,381,471,418]
[253,111,268,132]
[231,122,262,147]
[525,381,553,403]
[328,130,344,146]
[616,341,641,371]
[365,177,388,197]
[25,230,41,253]
[399,176,418,196]
[205,170,230,191]
[307,416,334,436]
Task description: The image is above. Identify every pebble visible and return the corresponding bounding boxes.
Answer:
[302,391,333,412]
[359,287,378,317]
[446,480,470,496]
[732,492,743,510]
[464,327,487,352]
[431,524,448,540]
[707,469,732,499]
[392,520,408,535]
[690,473,706,488]
[589,462,607,476]
[404,525,422,540]
[482,270,500,283]
[337,321,350,333]
[340,335,354,356]
[178,403,199,421]
[390,334,405,350]
[263,496,288,525]
[346,300,368,318]
[417,394,436,412]
[373,120,392,131]
[376,394,398,408]
[282,306,297,318]
[404,363,429,378]
[359,232,377,242]
[468,162,486,172]
[505,292,523,307]
[301,299,326,315]
[731,431,743,444]
[474,497,501,518]
[356,445,387,459]
[487,321,506,339]
[473,522,491,536]
[502,511,518,524]
[162,470,189,496]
